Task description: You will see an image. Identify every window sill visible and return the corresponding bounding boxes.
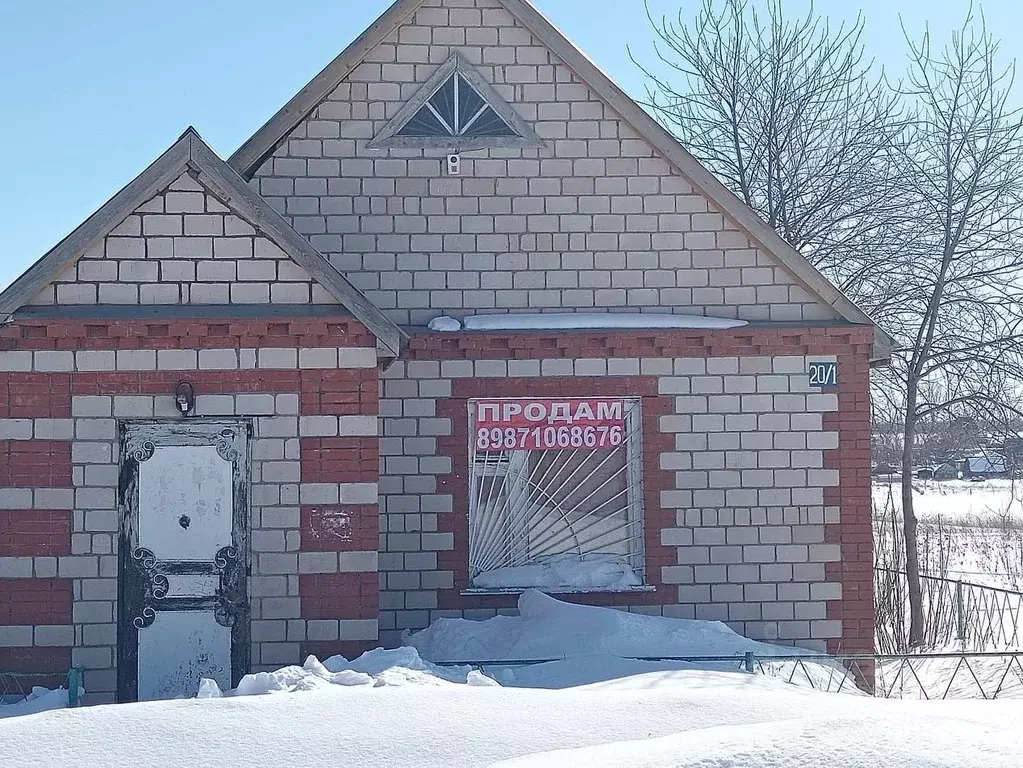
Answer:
[461,585,656,596]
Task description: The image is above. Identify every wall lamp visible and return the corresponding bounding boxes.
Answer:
[175,381,196,416]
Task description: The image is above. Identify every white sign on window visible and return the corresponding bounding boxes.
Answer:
[467,397,645,594]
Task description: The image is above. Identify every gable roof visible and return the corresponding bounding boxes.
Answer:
[0,128,406,357]
[228,0,893,361]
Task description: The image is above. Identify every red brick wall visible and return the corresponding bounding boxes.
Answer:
[0,374,72,418]
[299,573,378,620]
[301,370,379,415]
[0,646,72,687]
[823,348,875,655]
[0,441,72,488]
[0,510,72,556]
[300,438,379,483]
[0,578,73,625]
[301,505,378,552]
[0,318,376,351]
[407,327,874,362]
[0,646,71,674]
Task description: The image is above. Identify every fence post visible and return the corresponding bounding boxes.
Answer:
[744,652,755,674]
[956,581,967,647]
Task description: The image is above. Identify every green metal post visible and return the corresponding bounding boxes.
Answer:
[744,652,755,674]
[67,667,82,708]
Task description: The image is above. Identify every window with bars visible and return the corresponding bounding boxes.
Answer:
[467,398,646,593]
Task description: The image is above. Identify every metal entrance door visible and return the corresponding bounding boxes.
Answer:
[117,420,250,702]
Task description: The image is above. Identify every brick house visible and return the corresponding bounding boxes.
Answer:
[0,0,889,704]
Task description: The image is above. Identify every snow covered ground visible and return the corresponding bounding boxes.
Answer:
[2,661,1020,767]
[3,592,1022,765]
[874,479,1023,589]
[0,687,75,720]
[874,478,1023,523]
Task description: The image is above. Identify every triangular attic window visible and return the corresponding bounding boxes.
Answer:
[369,53,543,150]
[397,73,516,138]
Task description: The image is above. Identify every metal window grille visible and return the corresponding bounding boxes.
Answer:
[467,398,645,591]
[397,73,516,138]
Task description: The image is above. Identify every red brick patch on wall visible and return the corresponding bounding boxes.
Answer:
[0,441,71,488]
[299,573,378,620]
[0,578,73,625]
[301,505,378,552]
[435,375,675,611]
[0,374,72,418]
[0,318,376,351]
[0,510,72,556]
[0,647,71,679]
[300,438,379,484]
[823,348,875,656]
[300,370,378,416]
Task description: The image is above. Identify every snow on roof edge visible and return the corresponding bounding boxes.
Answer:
[428,313,749,333]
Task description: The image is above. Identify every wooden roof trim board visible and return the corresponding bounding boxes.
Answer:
[228,0,424,175]
[0,128,406,357]
[226,0,892,360]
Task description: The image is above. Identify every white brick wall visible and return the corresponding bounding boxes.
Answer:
[30,172,334,308]
[250,0,840,327]
[376,355,841,652]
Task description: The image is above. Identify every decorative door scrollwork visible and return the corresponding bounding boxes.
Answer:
[126,547,170,629]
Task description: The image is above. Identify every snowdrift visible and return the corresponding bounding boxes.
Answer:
[405,589,807,662]
[2,668,1020,767]
[0,687,74,719]
[492,709,1022,768]
[199,646,500,698]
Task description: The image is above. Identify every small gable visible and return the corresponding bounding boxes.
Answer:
[0,128,404,354]
[29,171,336,307]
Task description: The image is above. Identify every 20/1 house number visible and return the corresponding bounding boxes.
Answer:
[808,361,839,388]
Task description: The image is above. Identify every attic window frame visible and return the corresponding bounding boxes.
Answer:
[368,53,544,151]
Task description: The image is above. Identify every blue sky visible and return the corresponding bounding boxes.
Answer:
[1,0,1020,290]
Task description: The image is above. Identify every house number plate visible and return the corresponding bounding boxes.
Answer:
[808,362,838,388]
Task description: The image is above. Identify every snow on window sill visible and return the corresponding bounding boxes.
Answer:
[461,585,657,596]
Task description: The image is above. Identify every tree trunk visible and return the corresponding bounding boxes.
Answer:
[901,383,925,647]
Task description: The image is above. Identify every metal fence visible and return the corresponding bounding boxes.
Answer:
[0,668,82,709]
[875,568,1023,653]
[438,650,1023,700]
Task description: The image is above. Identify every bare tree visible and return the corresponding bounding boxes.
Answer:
[632,0,905,303]
[636,1,1023,649]
[885,10,1023,645]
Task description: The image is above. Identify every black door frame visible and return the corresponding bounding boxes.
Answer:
[116,419,251,702]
